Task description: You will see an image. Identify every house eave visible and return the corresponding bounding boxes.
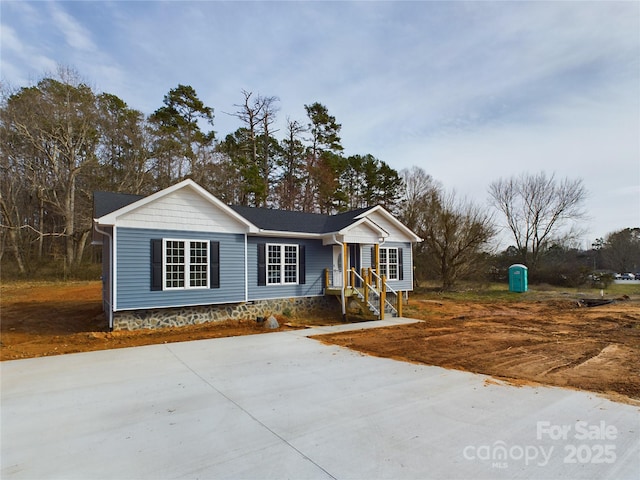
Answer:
[253,229,323,239]
[337,217,389,237]
[355,206,423,243]
[94,179,259,232]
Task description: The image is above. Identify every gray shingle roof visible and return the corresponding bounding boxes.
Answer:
[94,189,373,234]
[93,191,145,218]
[229,205,371,234]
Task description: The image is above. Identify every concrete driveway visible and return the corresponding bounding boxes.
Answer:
[2,318,639,479]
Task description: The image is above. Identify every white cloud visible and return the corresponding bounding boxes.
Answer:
[1,0,637,242]
[48,3,96,52]
[1,24,24,54]
[0,22,57,86]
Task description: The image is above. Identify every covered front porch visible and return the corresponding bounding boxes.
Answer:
[323,242,404,320]
[318,211,415,321]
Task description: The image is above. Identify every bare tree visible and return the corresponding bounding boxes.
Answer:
[399,166,442,233]
[489,172,587,271]
[228,90,279,206]
[2,67,99,268]
[0,121,29,272]
[398,167,494,289]
[397,167,440,286]
[274,118,307,210]
[421,190,496,290]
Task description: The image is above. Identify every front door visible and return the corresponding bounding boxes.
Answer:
[348,244,361,286]
[332,245,343,287]
[332,244,362,288]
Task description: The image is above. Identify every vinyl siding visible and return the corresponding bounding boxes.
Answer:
[116,188,249,233]
[247,237,332,300]
[341,222,382,244]
[115,227,245,310]
[367,211,416,242]
[362,241,414,292]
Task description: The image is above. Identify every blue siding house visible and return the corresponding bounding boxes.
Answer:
[93,179,422,330]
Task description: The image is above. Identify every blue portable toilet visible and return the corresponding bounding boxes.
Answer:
[509,264,528,292]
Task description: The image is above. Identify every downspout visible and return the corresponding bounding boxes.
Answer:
[332,234,347,321]
[93,222,114,331]
[244,234,248,302]
[377,237,386,313]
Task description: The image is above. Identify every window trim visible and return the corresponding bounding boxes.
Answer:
[163,238,210,290]
[266,243,299,286]
[379,246,399,281]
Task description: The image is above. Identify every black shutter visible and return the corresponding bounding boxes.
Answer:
[210,241,220,289]
[398,248,404,281]
[257,243,266,286]
[298,245,306,285]
[151,239,163,291]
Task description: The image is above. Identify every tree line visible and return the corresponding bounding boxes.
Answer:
[2,68,636,287]
[0,68,402,274]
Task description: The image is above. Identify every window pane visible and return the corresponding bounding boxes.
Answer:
[284,245,297,263]
[389,264,398,280]
[165,265,184,288]
[379,247,387,278]
[268,245,281,264]
[190,264,207,287]
[284,245,297,283]
[268,264,281,283]
[189,241,208,287]
[284,264,297,283]
[380,263,387,278]
[383,248,398,280]
[267,245,281,284]
[165,241,185,288]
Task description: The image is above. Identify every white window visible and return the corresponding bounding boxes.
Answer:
[379,247,399,281]
[164,239,209,289]
[267,244,298,285]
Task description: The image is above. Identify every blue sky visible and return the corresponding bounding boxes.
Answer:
[2,1,639,247]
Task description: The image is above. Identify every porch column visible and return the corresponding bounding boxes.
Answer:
[362,268,369,304]
[373,244,380,289]
[343,242,348,290]
[380,275,386,320]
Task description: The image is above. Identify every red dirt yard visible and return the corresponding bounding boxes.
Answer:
[1,281,639,404]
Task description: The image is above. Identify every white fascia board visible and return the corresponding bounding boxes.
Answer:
[95,179,259,232]
[355,205,423,242]
[322,233,345,245]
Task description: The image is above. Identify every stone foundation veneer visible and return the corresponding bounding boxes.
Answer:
[113,296,338,331]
